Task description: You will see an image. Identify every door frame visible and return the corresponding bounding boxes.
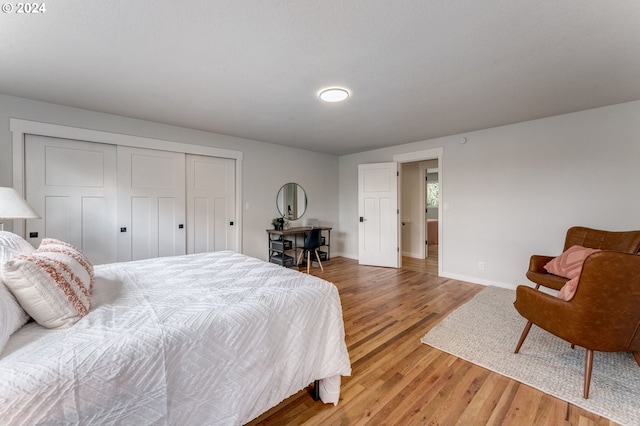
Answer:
[10,118,244,253]
[393,148,443,276]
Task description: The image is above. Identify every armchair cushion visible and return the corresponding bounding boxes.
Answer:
[544,245,601,279]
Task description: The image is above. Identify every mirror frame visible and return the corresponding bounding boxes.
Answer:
[276,183,307,220]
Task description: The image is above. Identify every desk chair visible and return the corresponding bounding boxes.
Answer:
[297,228,324,274]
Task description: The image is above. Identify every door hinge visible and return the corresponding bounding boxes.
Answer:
[397,171,399,177]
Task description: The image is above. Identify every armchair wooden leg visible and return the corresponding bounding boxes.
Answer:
[584,349,594,399]
[297,249,304,266]
[515,321,533,354]
[307,251,311,274]
[314,249,324,271]
[632,351,640,367]
[534,283,540,290]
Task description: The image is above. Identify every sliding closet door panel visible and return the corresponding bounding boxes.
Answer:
[44,196,71,242]
[118,147,186,261]
[130,197,152,260]
[192,197,209,253]
[158,197,179,258]
[213,198,229,250]
[186,155,236,253]
[81,197,110,263]
[25,135,117,264]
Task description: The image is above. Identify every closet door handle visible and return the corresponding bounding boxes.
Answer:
[178,224,184,229]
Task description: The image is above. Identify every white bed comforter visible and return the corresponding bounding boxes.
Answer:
[0,251,351,425]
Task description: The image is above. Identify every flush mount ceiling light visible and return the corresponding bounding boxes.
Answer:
[319,88,350,102]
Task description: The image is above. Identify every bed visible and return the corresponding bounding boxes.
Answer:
[0,247,351,425]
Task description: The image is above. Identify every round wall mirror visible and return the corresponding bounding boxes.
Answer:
[276,183,307,220]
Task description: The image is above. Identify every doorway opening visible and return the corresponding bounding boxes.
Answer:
[393,148,443,276]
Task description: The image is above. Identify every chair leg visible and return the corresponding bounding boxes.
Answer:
[514,321,533,354]
[584,349,594,399]
[314,249,324,271]
[535,283,540,290]
[297,249,304,266]
[632,351,640,367]
[306,251,311,274]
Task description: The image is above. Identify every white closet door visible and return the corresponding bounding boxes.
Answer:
[117,146,186,261]
[24,135,117,264]
[186,155,236,253]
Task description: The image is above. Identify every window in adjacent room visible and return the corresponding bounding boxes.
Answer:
[427,182,439,208]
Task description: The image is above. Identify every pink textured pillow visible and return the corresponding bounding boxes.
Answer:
[1,239,93,329]
[557,277,579,301]
[39,238,94,292]
[544,245,601,279]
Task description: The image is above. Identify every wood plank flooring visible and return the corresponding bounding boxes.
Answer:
[248,247,617,426]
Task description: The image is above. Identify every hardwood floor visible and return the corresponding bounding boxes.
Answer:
[248,246,617,426]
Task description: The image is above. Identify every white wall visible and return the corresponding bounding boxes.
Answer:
[0,94,339,261]
[338,100,640,289]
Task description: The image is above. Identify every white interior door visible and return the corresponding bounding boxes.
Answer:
[186,155,236,253]
[358,162,400,267]
[117,146,186,261]
[24,135,117,264]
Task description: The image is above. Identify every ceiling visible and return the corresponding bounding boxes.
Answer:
[1,1,639,156]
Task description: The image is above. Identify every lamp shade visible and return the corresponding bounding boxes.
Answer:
[0,187,40,219]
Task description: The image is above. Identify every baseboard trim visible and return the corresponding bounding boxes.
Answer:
[439,271,518,290]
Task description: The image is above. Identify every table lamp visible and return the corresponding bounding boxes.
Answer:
[0,187,41,231]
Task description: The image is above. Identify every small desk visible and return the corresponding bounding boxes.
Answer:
[266,226,332,267]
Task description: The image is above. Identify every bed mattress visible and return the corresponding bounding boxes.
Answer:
[0,251,351,425]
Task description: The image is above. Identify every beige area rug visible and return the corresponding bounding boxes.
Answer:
[421,286,640,426]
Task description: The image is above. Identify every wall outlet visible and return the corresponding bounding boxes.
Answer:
[478,261,485,271]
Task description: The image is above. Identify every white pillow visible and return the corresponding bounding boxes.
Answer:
[0,231,34,353]
[2,238,93,329]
